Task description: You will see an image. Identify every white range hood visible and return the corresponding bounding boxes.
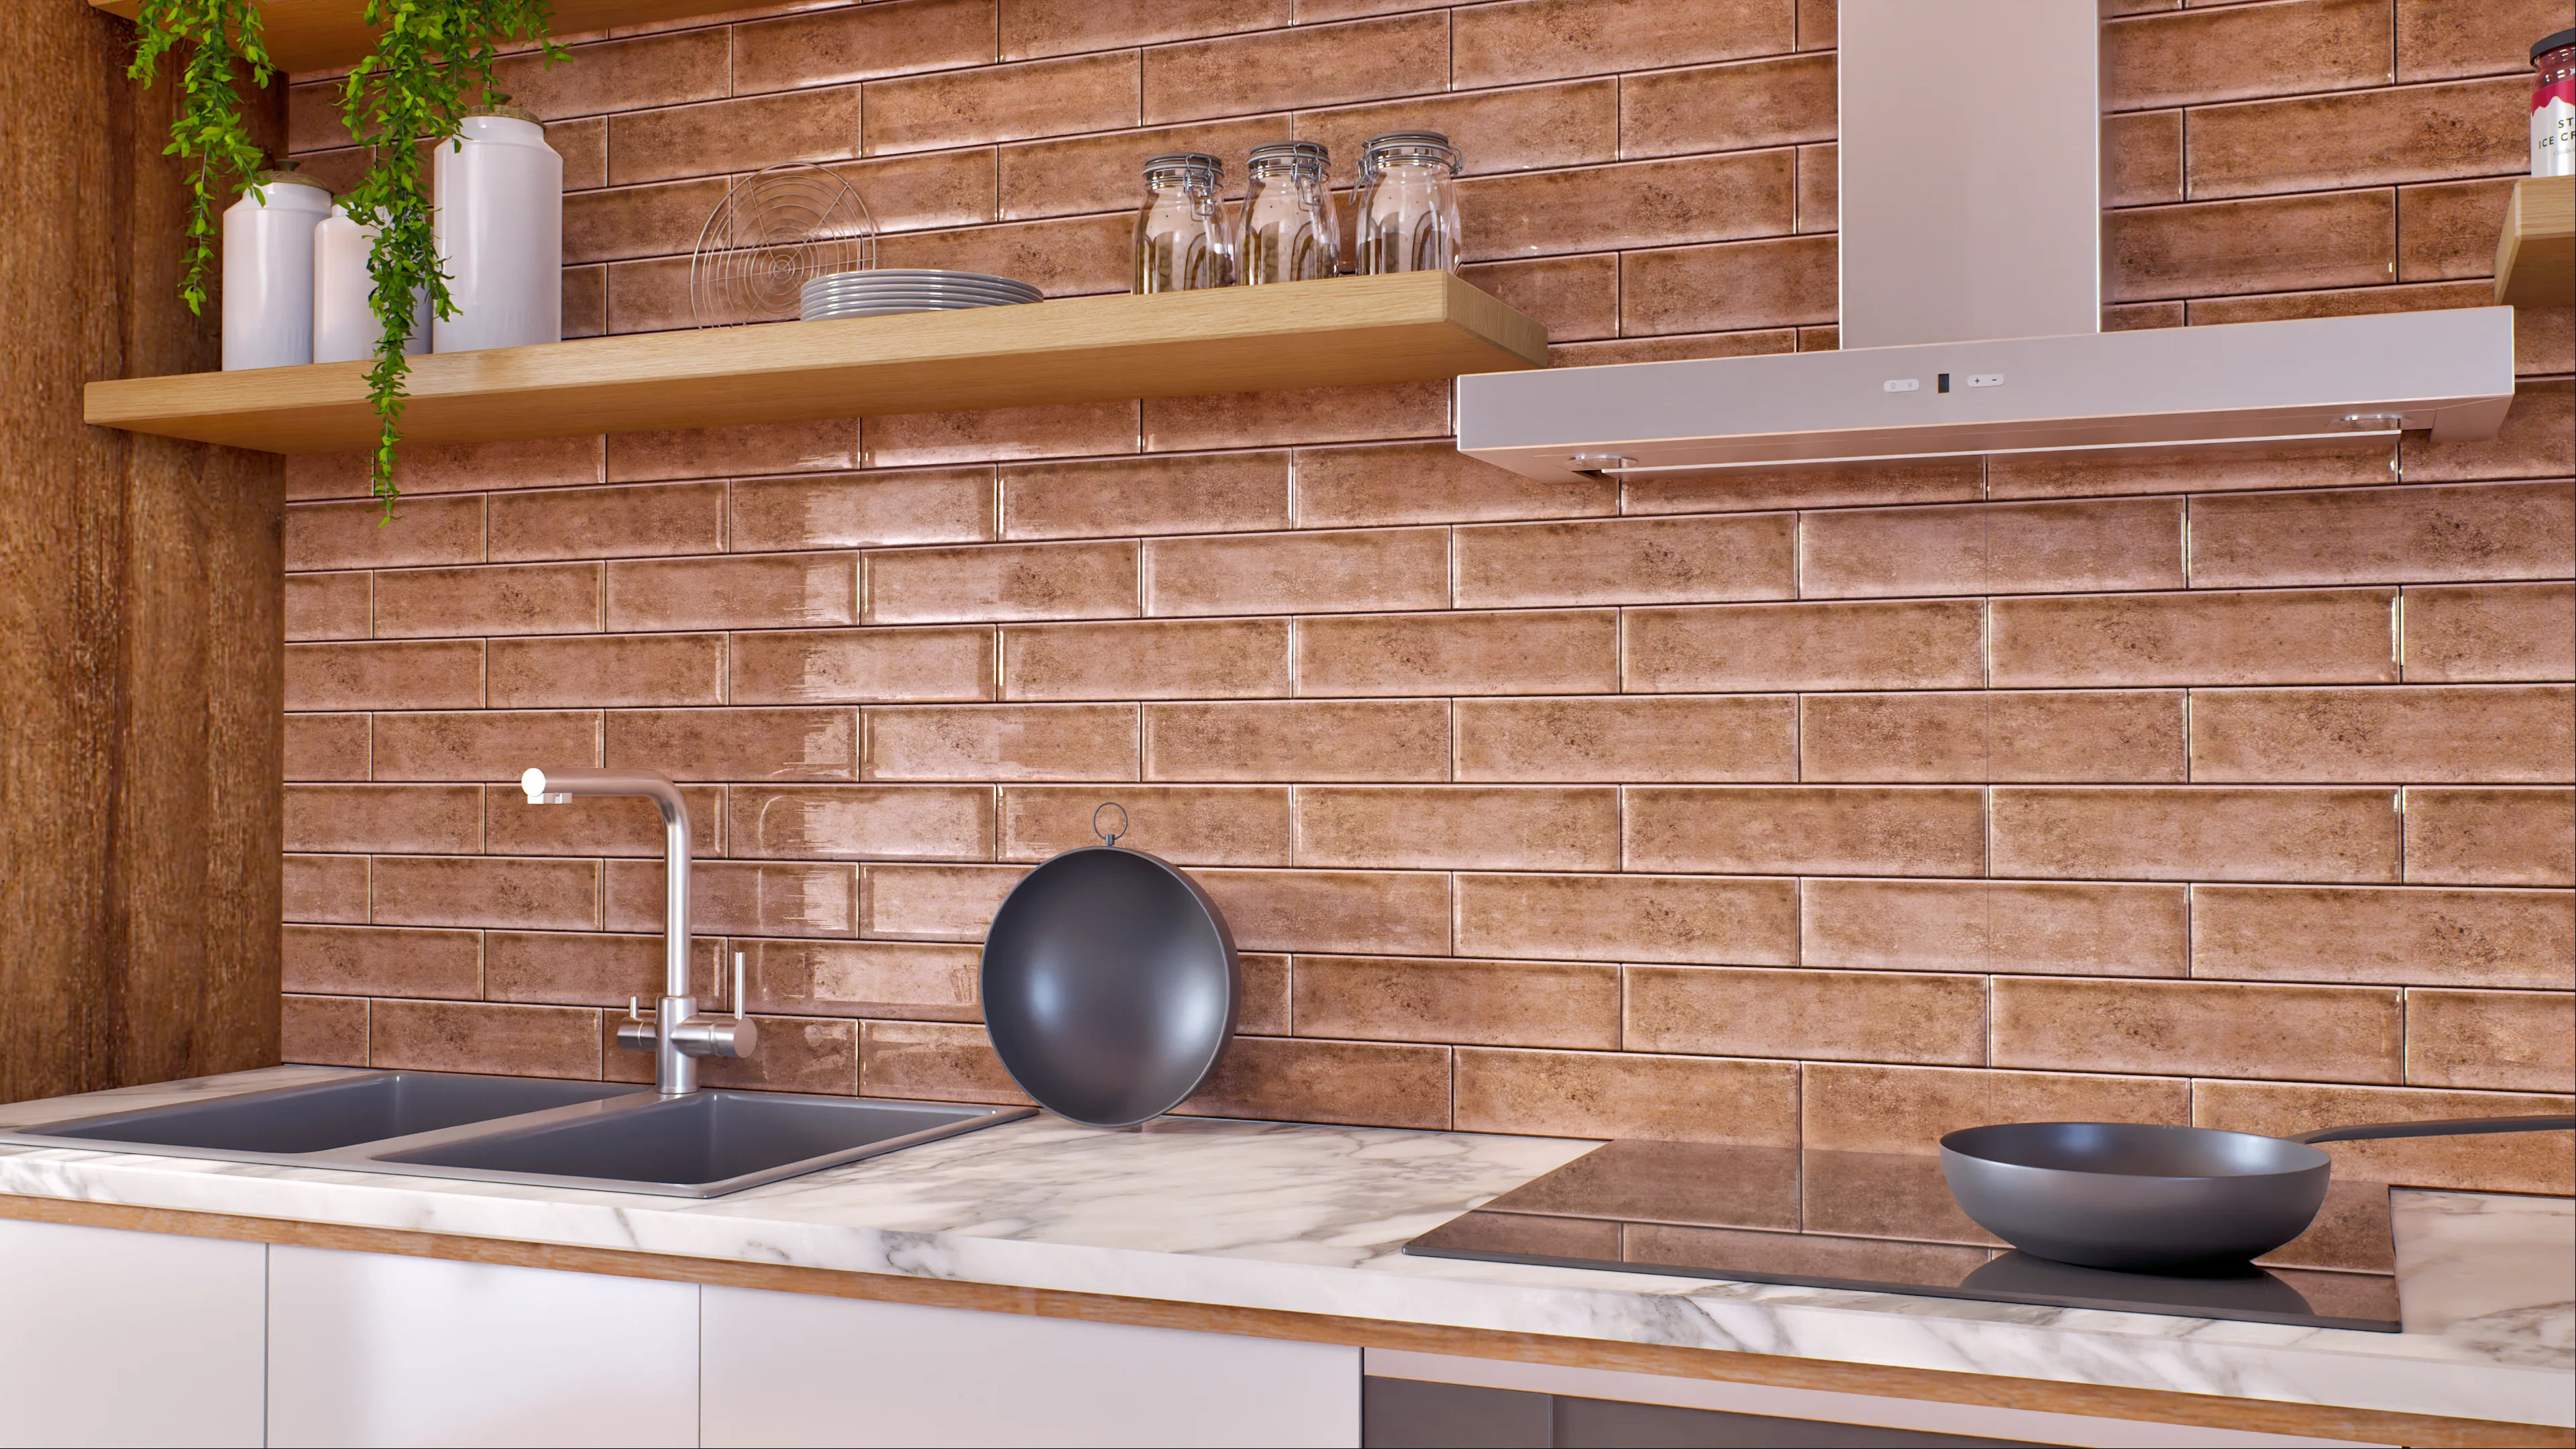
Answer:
[1455,0,2516,484]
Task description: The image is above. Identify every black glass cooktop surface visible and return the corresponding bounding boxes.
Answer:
[1405,1140,2400,1332]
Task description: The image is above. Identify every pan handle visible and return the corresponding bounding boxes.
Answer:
[2292,1114,2575,1145]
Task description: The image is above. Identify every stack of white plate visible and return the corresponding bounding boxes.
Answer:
[800,269,1041,320]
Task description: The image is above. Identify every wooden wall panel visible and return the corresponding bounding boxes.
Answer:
[0,0,283,1103]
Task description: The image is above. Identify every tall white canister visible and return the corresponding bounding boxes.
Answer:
[313,205,431,365]
[431,106,562,353]
[221,170,333,370]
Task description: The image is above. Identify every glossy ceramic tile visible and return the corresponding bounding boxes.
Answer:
[1292,441,1613,527]
[372,564,603,639]
[730,469,996,552]
[282,925,482,1001]
[1801,878,2190,977]
[730,627,996,705]
[1452,1047,1799,1146]
[2191,885,2576,989]
[2402,788,2576,887]
[1454,515,1795,608]
[999,784,1291,865]
[283,784,481,855]
[1627,966,1987,1066]
[1450,0,1792,87]
[2402,583,2576,683]
[1142,700,1450,782]
[1143,13,1445,123]
[1989,786,2404,883]
[1619,51,1834,159]
[2191,686,2575,784]
[1292,955,1619,1050]
[1454,696,1795,782]
[863,703,1139,781]
[1453,872,1798,965]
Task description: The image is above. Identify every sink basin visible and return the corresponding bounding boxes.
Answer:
[26,1072,633,1155]
[0,1071,1036,1197]
[377,1091,1019,1195]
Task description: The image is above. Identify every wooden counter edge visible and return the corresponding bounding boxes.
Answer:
[5,1193,2561,1448]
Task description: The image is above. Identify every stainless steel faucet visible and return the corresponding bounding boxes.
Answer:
[521,767,757,1095]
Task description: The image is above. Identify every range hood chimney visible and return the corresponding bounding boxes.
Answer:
[1455,0,2514,482]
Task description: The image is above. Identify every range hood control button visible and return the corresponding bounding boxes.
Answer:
[1883,378,1920,392]
[1968,374,2004,388]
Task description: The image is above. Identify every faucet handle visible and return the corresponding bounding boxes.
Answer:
[627,995,645,1021]
[731,951,749,1020]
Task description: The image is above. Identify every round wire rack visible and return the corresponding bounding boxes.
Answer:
[689,162,878,328]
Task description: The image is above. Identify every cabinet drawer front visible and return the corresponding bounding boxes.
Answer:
[702,1286,1361,1448]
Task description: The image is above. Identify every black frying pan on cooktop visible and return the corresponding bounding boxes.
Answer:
[980,806,1240,1128]
[1940,1115,2575,1271]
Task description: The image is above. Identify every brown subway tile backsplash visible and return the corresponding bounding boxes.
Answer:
[2192,884,2576,989]
[2190,686,2575,784]
[1619,51,1835,159]
[270,0,2570,1177]
[864,703,1139,781]
[607,553,858,632]
[1144,529,1449,617]
[283,784,482,856]
[1144,700,1451,782]
[1988,588,2398,688]
[731,627,996,705]
[1144,13,1446,124]
[2402,583,2576,683]
[2187,482,2575,588]
[373,564,603,639]
[1992,977,2404,1085]
[1455,696,1796,783]
[730,470,997,553]
[1000,784,1289,866]
[1454,515,1795,608]
[1627,965,1987,1066]
[2403,788,2576,887]
[1293,955,1619,1050]
[1453,1047,1799,1146]
[1454,871,1798,965]
[1627,599,1985,693]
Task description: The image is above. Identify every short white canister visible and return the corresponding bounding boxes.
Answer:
[221,170,333,370]
[431,107,562,353]
[312,205,431,365]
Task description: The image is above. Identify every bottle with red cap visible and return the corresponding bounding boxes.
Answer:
[2535,28,2575,177]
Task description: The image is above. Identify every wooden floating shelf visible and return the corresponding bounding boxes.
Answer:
[91,0,744,74]
[84,274,1550,456]
[2495,176,2573,307]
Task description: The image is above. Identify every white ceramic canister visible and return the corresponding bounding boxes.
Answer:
[431,107,562,353]
[221,171,334,370]
[313,205,431,365]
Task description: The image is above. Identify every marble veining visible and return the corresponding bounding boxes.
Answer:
[0,1068,2567,1428]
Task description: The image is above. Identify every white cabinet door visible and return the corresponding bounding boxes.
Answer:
[701,1287,1360,1449]
[0,1216,266,1448]
[266,1244,698,1448]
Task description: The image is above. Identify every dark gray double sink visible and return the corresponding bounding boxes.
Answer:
[0,1072,1033,1197]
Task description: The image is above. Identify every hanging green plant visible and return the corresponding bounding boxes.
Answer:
[129,0,276,316]
[337,2,564,517]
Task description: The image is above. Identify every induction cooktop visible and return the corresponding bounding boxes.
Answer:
[1405,1140,2400,1332]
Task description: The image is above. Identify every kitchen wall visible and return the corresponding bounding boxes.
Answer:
[1,0,284,1106]
[276,0,2574,1192]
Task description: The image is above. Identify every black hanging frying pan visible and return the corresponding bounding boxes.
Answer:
[980,804,1240,1128]
[1941,1114,2575,1271]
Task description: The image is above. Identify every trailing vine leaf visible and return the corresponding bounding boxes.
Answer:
[129,0,276,315]
[337,1,563,517]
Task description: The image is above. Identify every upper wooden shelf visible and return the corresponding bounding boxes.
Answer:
[91,0,745,74]
[83,273,1550,455]
[2495,176,2573,307]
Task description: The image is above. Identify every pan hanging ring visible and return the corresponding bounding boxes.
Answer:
[1092,801,1128,846]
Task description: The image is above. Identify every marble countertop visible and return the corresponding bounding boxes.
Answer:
[1,1067,2567,1429]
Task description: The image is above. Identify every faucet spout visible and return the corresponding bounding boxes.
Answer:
[522,766,752,1094]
